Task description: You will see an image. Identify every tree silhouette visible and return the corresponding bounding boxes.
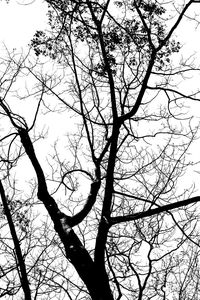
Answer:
[1,1,200,299]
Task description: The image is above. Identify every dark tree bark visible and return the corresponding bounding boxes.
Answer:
[0,181,32,300]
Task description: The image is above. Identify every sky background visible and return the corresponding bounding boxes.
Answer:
[0,0,48,50]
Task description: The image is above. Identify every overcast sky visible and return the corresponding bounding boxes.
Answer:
[0,0,48,50]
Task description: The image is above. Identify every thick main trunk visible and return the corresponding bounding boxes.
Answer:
[94,126,120,300]
[19,129,114,300]
[54,216,114,300]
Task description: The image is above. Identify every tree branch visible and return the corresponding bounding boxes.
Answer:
[110,196,200,225]
[0,180,31,300]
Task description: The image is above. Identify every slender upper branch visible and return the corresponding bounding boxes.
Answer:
[157,1,195,51]
[119,51,156,122]
[86,0,118,120]
[110,196,200,225]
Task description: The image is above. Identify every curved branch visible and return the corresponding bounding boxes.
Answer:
[70,178,101,226]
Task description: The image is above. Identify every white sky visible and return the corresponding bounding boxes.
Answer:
[0,0,48,50]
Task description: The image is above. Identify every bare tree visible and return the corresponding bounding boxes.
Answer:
[1,1,200,299]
